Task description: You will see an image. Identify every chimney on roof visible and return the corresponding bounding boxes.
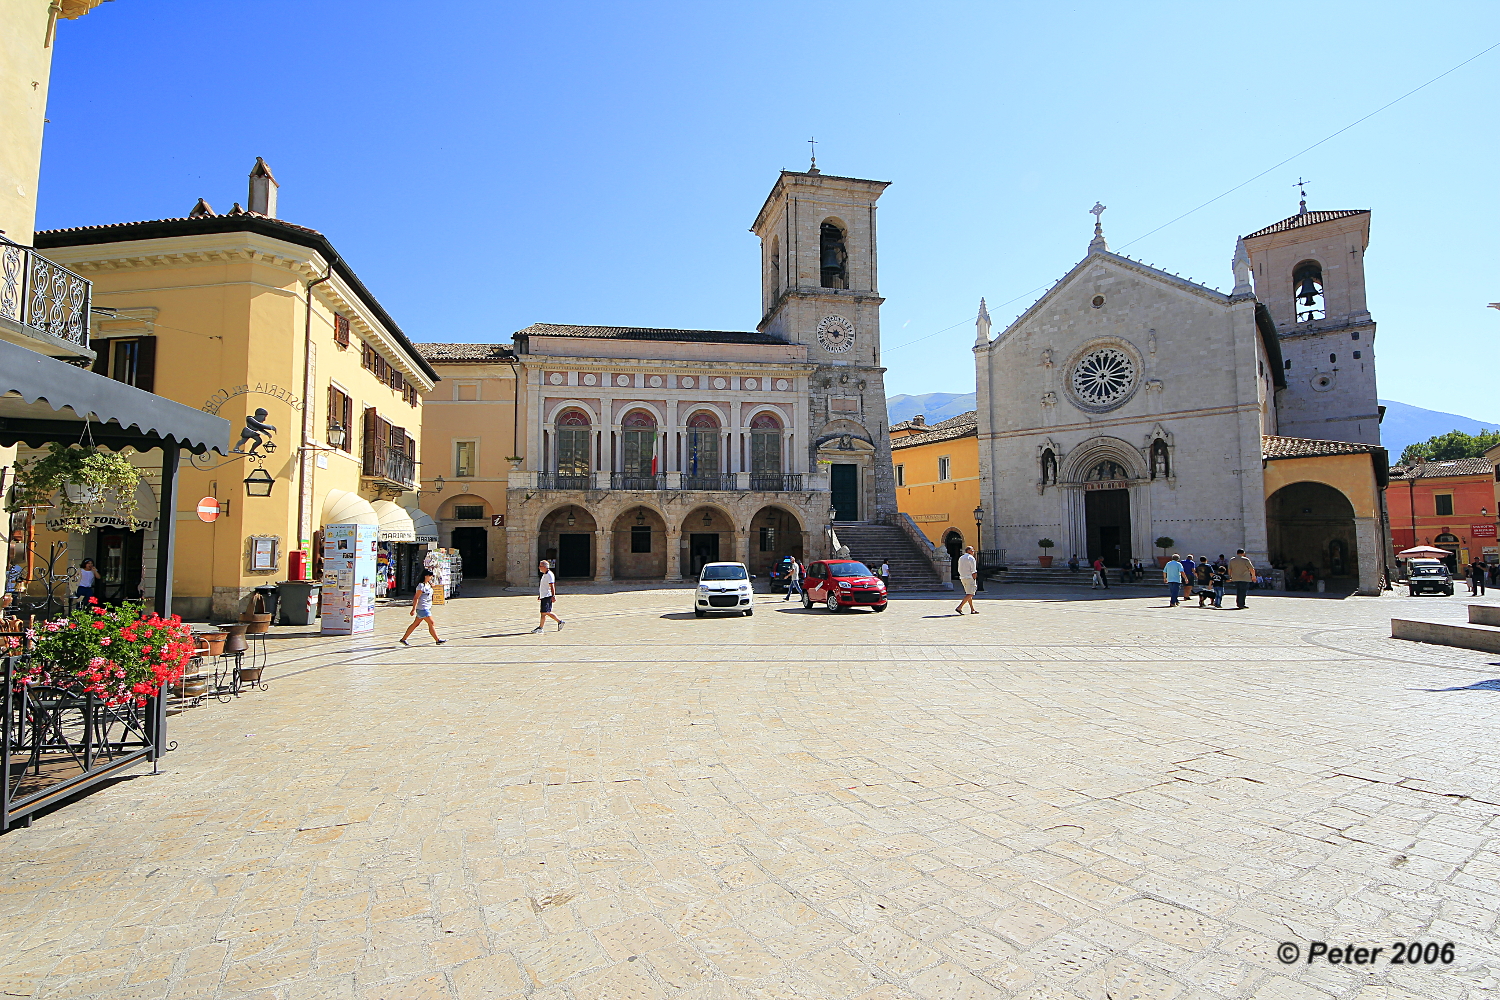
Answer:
[188,198,216,218]
[912,414,925,427]
[247,157,278,218]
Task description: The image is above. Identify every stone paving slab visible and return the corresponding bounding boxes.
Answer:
[1,586,1498,999]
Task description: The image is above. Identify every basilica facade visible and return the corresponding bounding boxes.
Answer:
[975,205,1390,593]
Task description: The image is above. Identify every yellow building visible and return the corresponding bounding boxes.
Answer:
[890,411,980,569]
[35,163,438,618]
[413,344,524,584]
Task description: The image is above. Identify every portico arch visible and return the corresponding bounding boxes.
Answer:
[1058,436,1148,568]
[748,504,805,577]
[537,504,597,579]
[1266,481,1358,591]
[681,504,737,576]
[611,505,668,579]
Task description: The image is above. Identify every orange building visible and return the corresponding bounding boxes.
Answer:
[1387,458,1497,570]
[890,411,980,569]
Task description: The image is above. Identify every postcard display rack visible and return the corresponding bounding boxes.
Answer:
[321,523,378,635]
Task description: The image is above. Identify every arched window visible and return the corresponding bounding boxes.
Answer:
[820,221,848,290]
[770,236,781,296]
[1040,448,1057,485]
[621,409,658,478]
[750,412,782,476]
[686,411,721,482]
[556,409,591,476]
[1293,260,1325,323]
[1149,440,1170,479]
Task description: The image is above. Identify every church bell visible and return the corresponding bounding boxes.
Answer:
[821,245,843,270]
[1296,276,1320,306]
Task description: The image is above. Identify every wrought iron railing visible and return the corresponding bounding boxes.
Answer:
[0,237,91,349]
[611,473,665,490]
[681,474,737,491]
[363,447,416,489]
[750,474,803,491]
[538,472,593,490]
[2,656,168,832]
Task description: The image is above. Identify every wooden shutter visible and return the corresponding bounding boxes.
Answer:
[362,342,373,370]
[334,314,349,348]
[341,392,353,451]
[362,406,378,475]
[134,336,157,393]
[90,340,110,375]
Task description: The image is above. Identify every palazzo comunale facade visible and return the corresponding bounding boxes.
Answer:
[417,165,903,585]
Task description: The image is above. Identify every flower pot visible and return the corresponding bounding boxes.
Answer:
[238,666,263,683]
[1038,556,1054,567]
[240,594,272,633]
[201,632,228,656]
[62,482,100,504]
[180,676,208,698]
[1156,556,1170,568]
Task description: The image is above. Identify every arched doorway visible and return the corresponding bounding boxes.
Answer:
[1434,533,1460,573]
[1266,482,1358,589]
[682,505,734,576]
[1082,458,1132,567]
[538,505,597,579]
[748,505,803,578]
[942,529,965,580]
[611,506,667,579]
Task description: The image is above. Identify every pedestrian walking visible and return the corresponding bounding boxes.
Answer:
[1091,556,1109,589]
[784,556,803,601]
[400,569,446,645]
[533,559,565,632]
[1210,559,1227,608]
[1471,560,1487,596]
[1228,548,1255,608]
[1181,555,1196,601]
[76,558,98,603]
[1163,554,1186,606]
[879,559,891,588]
[955,545,979,614]
[1196,559,1213,607]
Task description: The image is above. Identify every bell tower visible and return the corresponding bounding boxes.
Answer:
[1243,202,1380,445]
[751,163,897,521]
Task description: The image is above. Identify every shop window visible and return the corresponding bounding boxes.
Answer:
[1435,494,1454,516]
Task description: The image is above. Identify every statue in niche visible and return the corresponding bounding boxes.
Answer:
[1041,349,1053,368]
[1040,448,1057,485]
[1149,439,1170,479]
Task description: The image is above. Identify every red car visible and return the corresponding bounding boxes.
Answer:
[801,560,888,612]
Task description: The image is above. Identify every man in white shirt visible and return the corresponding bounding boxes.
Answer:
[532,559,565,633]
[879,560,890,587]
[783,557,802,601]
[955,546,979,614]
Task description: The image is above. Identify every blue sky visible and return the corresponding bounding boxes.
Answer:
[38,2,1499,418]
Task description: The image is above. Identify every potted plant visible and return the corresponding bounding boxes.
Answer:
[1155,536,1175,568]
[5,442,143,524]
[15,599,194,707]
[1038,538,1056,567]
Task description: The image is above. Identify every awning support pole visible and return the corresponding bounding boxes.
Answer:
[154,442,179,616]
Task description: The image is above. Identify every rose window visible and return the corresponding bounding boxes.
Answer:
[1070,348,1137,409]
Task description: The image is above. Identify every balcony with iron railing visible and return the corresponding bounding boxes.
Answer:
[680,473,738,491]
[0,236,92,360]
[362,445,416,491]
[519,470,824,492]
[611,473,666,490]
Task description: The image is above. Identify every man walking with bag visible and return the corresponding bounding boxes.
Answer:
[1228,549,1256,609]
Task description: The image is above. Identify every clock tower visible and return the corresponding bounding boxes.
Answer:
[751,164,896,523]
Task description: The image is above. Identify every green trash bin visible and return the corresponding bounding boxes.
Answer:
[276,581,321,626]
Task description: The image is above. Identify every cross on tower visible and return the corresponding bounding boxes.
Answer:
[1089,202,1107,223]
[1294,177,1309,214]
[808,136,818,172]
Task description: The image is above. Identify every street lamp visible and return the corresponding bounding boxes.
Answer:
[973,504,985,592]
[328,422,346,450]
[432,475,445,493]
[244,467,275,497]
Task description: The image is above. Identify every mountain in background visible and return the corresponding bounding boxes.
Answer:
[887,393,1499,463]
[1377,400,1500,460]
[887,392,977,425]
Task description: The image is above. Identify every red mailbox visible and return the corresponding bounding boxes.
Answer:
[287,549,309,581]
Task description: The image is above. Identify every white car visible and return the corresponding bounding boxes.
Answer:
[694,562,754,617]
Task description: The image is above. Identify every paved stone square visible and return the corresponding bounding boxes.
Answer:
[2,583,1499,1000]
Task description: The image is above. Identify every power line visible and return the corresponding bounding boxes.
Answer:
[887,39,1500,355]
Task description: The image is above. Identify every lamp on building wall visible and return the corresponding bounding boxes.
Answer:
[828,503,837,522]
[702,511,712,527]
[328,422,346,450]
[566,509,576,527]
[244,467,275,497]
[432,475,445,493]
[635,508,646,525]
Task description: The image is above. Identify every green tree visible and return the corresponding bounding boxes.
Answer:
[1398,428,1500,466]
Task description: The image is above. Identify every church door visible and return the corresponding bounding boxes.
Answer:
[831,464,858,521]
[1085,489,1131,568]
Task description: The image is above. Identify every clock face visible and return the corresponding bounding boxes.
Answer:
[816,315,856,353]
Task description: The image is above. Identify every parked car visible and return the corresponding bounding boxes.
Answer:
[1406,559,1454,597]
[695,562,754,617]
[801,559,888,612]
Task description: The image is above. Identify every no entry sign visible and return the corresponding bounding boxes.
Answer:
[196,496,221,522]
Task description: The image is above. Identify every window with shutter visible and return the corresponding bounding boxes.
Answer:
[361,342,373,370]
[90,340,110,375]
[327,386,353,450]
[134,336,157,393]
[362,407,379,476]
[334,314,350,348]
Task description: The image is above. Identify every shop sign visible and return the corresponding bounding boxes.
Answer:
[44,514,157,532]
[1471,524,1496,537]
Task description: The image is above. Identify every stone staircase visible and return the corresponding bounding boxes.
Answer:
[831,521,947,591]
[1393,604,1500,653]
[989,563,1164,589]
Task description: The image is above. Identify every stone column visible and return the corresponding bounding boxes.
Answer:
[736,529,750,567]
[1065,487,1087,560]
[666,530,681,580]
[595,528,611,582]
[1355,516,1382,596]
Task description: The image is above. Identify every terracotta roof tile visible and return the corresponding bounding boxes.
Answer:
[1244,209,1368,239]
[891,411,977,449]
[416,343,515,363]
[516,323,787,346]
[1262,435,1382,460]
[1388,457,1494,480]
